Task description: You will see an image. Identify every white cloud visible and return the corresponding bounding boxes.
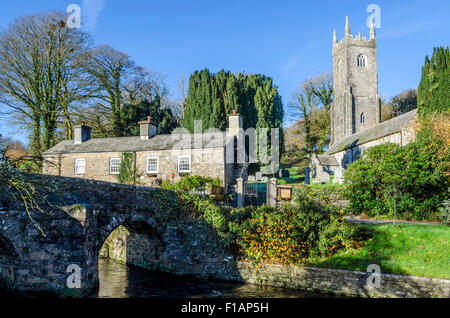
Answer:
[81,0,106,31]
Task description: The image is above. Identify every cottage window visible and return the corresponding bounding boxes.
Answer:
[178,155,191,173]
[147,157,159,173]
[75,159,85,174]
[357,54,366,67]
[109,158,120,174]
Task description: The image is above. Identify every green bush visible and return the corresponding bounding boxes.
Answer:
[345,125,449,220]
[438,199,450,225]
[293,184,348,204]
[229,200,364,264]
[177,192,228,231]
[177,188,363,265]
[161,175,221,192]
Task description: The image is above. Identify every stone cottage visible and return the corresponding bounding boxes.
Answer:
[307,17,417,184]
[43,112,247,191]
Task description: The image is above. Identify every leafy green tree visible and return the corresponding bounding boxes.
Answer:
[183,69,284,165]
[417,47,450,115]
[345,117,449,220]
[121,98,180,136]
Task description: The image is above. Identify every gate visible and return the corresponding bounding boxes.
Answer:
[244,181,267,206]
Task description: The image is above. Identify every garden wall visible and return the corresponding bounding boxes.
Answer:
[232,262,450,298]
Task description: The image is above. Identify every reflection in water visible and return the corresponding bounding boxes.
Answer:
[96,258,336,298]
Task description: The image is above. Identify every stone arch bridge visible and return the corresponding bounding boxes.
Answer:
[0,176,237,296]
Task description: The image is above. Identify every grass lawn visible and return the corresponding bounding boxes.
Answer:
[308,182,346,189]
[278,168,304,184]
[290,182,347,190]
[307,223,450,279]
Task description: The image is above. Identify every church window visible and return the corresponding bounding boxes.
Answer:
[357,54,366,67]
[354,149,361,161]
[360,112,365,123]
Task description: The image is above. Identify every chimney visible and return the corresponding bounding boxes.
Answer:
[228,109,243,135]
[74,125,91,144]
[138,116,157,140]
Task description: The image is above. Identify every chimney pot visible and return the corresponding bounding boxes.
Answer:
[139,116,157,140]
[74,125,91,144]
[228,110,243,135]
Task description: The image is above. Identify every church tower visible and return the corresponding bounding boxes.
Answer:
[330,17,381,145]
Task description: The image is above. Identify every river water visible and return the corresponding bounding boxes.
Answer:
[94,258,336,298]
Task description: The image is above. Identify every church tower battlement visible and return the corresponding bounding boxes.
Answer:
[330,16,381,145]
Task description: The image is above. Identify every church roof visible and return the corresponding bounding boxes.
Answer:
[315,154,339,166]
[326,109,417,155]
[43,131,228,155]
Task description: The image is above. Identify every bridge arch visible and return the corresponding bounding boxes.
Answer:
[98,219,165,271]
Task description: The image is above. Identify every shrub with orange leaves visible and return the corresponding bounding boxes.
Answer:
[234,202,363,265]
[239,220,306,265]
[414,112,450,177]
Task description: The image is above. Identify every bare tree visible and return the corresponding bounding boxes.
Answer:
[381,89,417,122]
[176,75,188,118]
[289,73,332,154]
[80,44,136,136]
[122,67,169,106]
[391,89,417,116]
[0,12,94,154]
[310,72,333,111]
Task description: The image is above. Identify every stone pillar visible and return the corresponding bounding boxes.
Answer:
[236,178,244,208]
[266,178,278,207]
[304,167,311,185]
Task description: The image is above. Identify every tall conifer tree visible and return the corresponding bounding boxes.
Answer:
[418,47,450,115]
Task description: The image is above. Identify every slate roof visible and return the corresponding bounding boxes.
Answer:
[43,131,228,155]
[326,109,417,155]
[316,154,339,166]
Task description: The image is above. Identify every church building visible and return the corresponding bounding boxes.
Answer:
[308,17,417,184]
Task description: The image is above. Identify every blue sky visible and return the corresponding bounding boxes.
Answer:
[1,0,449,143]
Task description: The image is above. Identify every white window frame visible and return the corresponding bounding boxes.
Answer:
[146,157,159,174]
[178,155,191,173]
[109,157,120,174]
[74,158,85,174]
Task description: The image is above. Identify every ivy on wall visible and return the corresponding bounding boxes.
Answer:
[117,152,137,184]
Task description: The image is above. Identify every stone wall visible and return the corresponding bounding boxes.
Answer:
[0,207,98,296]
[232,262,450,298]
